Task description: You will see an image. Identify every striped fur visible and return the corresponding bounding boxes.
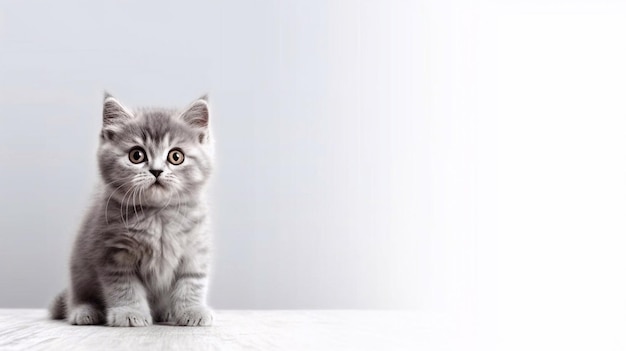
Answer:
[50,94,214,327]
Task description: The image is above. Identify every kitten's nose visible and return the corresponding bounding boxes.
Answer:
[149,169,163,178]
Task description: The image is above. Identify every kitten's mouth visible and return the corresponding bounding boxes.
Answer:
[152,180,166,188]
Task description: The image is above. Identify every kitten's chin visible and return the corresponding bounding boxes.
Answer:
[141,183,191,207]
[151,181,167,190]
[143,186,173,204]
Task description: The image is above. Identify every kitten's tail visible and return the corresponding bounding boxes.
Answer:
[49,289,67,320]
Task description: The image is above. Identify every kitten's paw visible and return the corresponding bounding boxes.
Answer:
[174,306,213,326]
[106,306,152,327]
[68,304,104,325]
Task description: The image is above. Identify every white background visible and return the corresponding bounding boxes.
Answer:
[2,0,626,349]
[0,0,427,310]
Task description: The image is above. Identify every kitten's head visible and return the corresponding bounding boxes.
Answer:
[97,93,213,206]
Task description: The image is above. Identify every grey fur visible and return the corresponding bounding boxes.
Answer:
[50,94,214,327]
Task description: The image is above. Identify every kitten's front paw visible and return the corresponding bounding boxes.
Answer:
[107,306,152,327]
[174,306,213,326]
[68,304,104,325]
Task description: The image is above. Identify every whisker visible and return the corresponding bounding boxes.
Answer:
[132,186,139,218]
[138,185,145,217]
[120,185,135,229]
[175,188,186,234]
[105,181,129,225]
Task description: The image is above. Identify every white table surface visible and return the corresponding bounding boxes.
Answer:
[0,309,433,351]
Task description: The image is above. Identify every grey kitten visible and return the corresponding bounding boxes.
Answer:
[49,93,214,327]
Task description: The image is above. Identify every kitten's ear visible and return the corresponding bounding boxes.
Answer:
[179,95,209,129]
[102,92,133,140]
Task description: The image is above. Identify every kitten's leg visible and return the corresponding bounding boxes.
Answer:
[169,256,213,326]
[67,264,105,325]
[68,303,104,325]
[100,249,152,327]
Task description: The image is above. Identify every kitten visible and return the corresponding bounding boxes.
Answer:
[49,93,214,327]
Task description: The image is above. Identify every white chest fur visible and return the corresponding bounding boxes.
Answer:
[127,209,190,292]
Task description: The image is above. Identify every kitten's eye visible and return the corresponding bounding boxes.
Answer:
[129,147,147,164]
[167,149,184,165]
